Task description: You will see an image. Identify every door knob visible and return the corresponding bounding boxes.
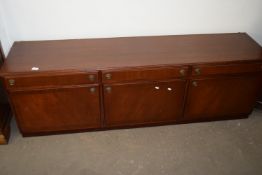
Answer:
[88,74,95,81]
[194,68,201,75]
[106,86,112,93]
[9,79,15,86]
[192,81,198,87]
[105,73,112,80]
[179,69,186,76]
[90,87,96,93]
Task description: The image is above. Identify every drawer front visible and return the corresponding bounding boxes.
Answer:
[5,71,98,89]
[102,66,189,83]
[192,62,262,76]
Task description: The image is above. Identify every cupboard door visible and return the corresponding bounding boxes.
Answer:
[10,85,101,134]
[184,75,262,121]
[103,80,186,127]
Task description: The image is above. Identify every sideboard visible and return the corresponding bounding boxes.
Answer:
[0,33,262,136]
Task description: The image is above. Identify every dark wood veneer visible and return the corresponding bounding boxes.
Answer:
[0,33,262,137]
[183,75,262,121]
[5,71,98,90]
[10,85,101,134]
[192,62,262,76]
[1,33,261,73]
[102,66,189,83]
[104,80,186,127]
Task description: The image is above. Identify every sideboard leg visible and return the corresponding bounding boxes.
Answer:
[0,124,10,144]
[0,104,12,145]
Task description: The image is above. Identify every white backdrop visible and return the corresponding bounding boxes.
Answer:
[0,0,262,55]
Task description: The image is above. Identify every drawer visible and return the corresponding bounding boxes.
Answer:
[4,71,98,89]
[192,62,262,76]
[102,66,189,83]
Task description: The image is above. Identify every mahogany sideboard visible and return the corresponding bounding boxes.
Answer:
[0,33,262,137]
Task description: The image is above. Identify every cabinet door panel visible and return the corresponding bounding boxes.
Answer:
[10,85,101,134]
[104,80,186,127]
[184,75,262,121]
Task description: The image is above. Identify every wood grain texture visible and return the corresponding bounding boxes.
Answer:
[0,34,262,136]
[192,62,262,76]
[10,85,101,135]
[183,74,262,121]
[103,80,186,127]
[102,66,189,83]
[1,33,261,74]
[4,71,98,90]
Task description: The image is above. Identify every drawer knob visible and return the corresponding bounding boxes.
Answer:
[106,86,112,93]
[88,74,95,81]
[194,68,201,75]
[9,79,15,86]
[90,87,96,93]
[105,73,112,80]
[179,69,186,76]
[192,81,198,87]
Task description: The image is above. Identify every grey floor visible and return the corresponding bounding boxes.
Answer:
[0,110,262,175]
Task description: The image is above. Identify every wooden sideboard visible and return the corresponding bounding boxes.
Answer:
[0,33,262,136]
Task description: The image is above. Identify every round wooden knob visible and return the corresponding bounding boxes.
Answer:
[88,74,95,81]
[90,87,96,93]
[194,68,201,75]
[106,87,112,93]
[192,81,198,87]
[180,69,186,76]
[9,79,15,86]
[105,73,112,80]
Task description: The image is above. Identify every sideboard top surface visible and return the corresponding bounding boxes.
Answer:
[1,33,262,74]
